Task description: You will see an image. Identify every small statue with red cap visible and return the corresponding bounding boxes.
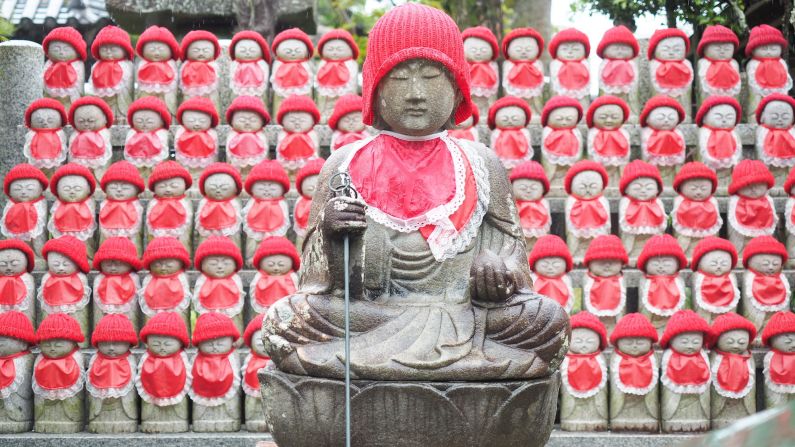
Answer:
[587,95,631,189]
[671,162,722,258]
[47,163,97,259]
[0,241,36,322]
[709,312,756,428]
[229,30,271,105]
[696,25,741,105]
[175,97,219,194]
[528,235,574,314]
[541,96,584,193]
[696,96,742,191]
[0,311,36,433]
[728,160,778,261]
[648,28,693,122]
[549,29,591,110]
[42,27,86,111]
[488,96,533,170]
[564,160,611,264]
[315,29,360,122]
[1,165,49,270]
[275,95,320,173]
[501,28,545,123]
[761,311,795,408]
[462,26,500,116]
[67,97,114,181]
[124,97,172,180]
[509,161,551,252]
[98,161,145,252]
[89,26,135,123]
[691,237,740,324]
[179,30,221,111]
[741,236,791,339]
[135,26,181,116]
[619,160,667,266]
[145,161,194,254]
[560,312,608,431]
[195,163,243,249]
[448,106,480,143]
[787,169,795,268]
[329,94,369,151]
[640,95,686,187]
[583,235,628,333]
[746,25,793,122]
[91,238,142,332]
[225,96,271,178]
[22,99,68,174]
[243,160,291,266]
[139,237,192,329]
[637,235,687,335]
[242,314,270,432]
[193,237,245,334]
[270,28,314,113]
[755,93,795,186]
[292,158,324,251]
[597,26,640,120]
[249,236,299,317]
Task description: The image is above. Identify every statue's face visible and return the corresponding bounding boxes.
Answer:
[463,37,493,62]
[198,336,234,354]
[8,179,43,202]
[0,249,27,276]
[142,41,172,61]
[376,59,459,137]
[282,111,315,133]
[616,337,653,357]
[47,40,78,61]
[105,180,139,201]
[98,44,126,61]
[753,44,782,58]
[625,177,659,201]
[494,106,527,129]
[146,335,182,356]
[703,104,737,129]
[534,256,567,277]
[132,110,164,133]
[73,105,107,131]
[251,329,268,356]
[201,255,237,278]
[182,110,212,131]
[748,254,783,275]
[546,106,579,128]
[697,250,733,276]
[645,255,679,276]
[588,259,623,277]
[97,341,132,357]
[669,331,704,355]
[153,177,187,198]
[555,41,586,61]
[56,175,91,202]
[592,104,624,129]
[570,171,604,199]
[506,37,539,61]
[187,39,215,61]
[569,327,601,354]
[47,252,78,275]
[654,37,686,61]
[0,336,28,357]
[322,39,354,60]
[703,42,734,60]
[259,254,294,275]
[452,115,474,130]
[737,182,769,199]
[100,259,132,275]
[771,333,795,353]
[716,329,749,354]
[512,179,544,201]
[250,180,285,199]
[679,178,712,201]
[231,110,265,133]
[150,258,183,275]
[30,108,63,129]
[40,339,77,358]
[234,39,263,61]
[603,43,633,60]
[300,175,319,198]
[275,39,309,61]
[645,106,679,130]
[760,100,794,129]
[337,112,366,133]
[203,173,238,200]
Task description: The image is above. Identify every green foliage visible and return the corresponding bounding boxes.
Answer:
[0,18,14,42]
[316,0,386,62]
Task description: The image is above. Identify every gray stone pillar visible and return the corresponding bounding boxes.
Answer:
[0,40,43,175]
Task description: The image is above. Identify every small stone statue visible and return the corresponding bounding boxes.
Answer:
[243,160,291,266]
[583,235,627,333]
[242,314,270,432]
[189,313,242,432]
[139,237,192,329]
[124,97,172,179]
[647,29,693,122]
[697,25,741,104]
[549,29,591,109]
[42,27,86,111]
[38,237,91,346]
[761,311,795,407]
[448,107,480,142]
[179,30,221,111]
[618,160,667,265]
[587,95,631,188]
[229,30,271,105]
[745,25,793,123]
[488,96,533,169]
[741,236,791,338]
[1,165,49,269]
[755,93,795,185]
[86,314,138,433]
[196,163,243,248]
[23,98,68,173]
[270,28,315,113]
[0,241,36,322]
[691,237,740,324]
[292,158,324,250]
[638,235,687,334]
[47,163,97,258]
[597,26,640,120]
[696,96,741,190]
[136,312,191,433]
[98,161,145,252]
[728,160,777,260]
[509,161,551,252]
[560,312,608,431]
[193,237,245,334]
[640,95,686,186]
[787,171,795,268]
[672,162,722,258]
[92,238,141,332]
[564,161,610,264]
[32,313,86,433]
[249,236,299,316]
[67,97,114,179]
[609,313,660,432]
[315,29,360,122]
[528,235,574,313]
[542,96,584,192]
[0,311,35,433]
[225,96,271,177]
[276,95,321,173]
[175,97,220,191]
[660,310,712,433]
[709,312,756,428]
[145,161,194,253]
[329,94,369,151]
[462,27,500,116]
[135,26,181,116]
[501,28,545,123]
[89,26,134,123]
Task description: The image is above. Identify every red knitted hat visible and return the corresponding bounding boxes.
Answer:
[296,158,325,196]
[695,96,741,127]
[93,237,142,271]
[318,29,360,60]
[100,161,145,193]
[697,25,739,57]
[745,24,788,57]
[502,27,544,60]
[191,312,240,345]
[637,234,688,272]
[271,28,315,58]
[4,163,48,196]
[69,96,114,129]
[91,25,133,60]
[508,161,549,193]
[570,311,608,350]
[728,159,774,195]
[647,28,690,59]
[136,26,181,60]
[564,160,609,195]
[487,96,532,129]
[0,311,36,344]
[142,237,191,270]
[199,162,243,196]
[673,162,717,194]
[583,234,628,266]
[127,96,172,128]
[195,236,243,272]
[140,311,189,347]
[709,312,757,348]
[755,93,795,125]
[91,314,138,347]
[36,313,84,343]
[742,235,788,267]
[177,96,219,127]
[230,30,271,63]
[328,94,363,130]
[43,27,87,60]
[549,28,590,58]
[462,26,500,61]
[691,237,737,271]
[50,163,96,196]
[586,95,630,128]
[225,95,271,125]
[245,159,291,195]
[659,310,709,349]
[785,166,795,196]
[243,313,265,347]
[541,96,583,127]
[619,160,662,196]
[361,4,473,126]
[253,236,301,271]
[147,160,193,191]
[0,240,35,273]
[42,236,90,273]
[639,95,686,127]
[180,30,221,61]
[24,98,67,129]
[597,25,639,58]
[762,311,795,347]
[527,234,572,272]
[609,313,658,346]
[276,95,320,125]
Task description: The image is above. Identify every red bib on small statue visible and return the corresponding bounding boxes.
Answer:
[97,274,136,306]
[665,351,710,387]
[100,199,138,230]
[191,352,234,398]
[565,352,604,393]
[698,273,735,307]
[92,60,124,89]
[199,200,237,230]
[557,60,589,90]
[140,352,187,399]
[89,352,132,390]
[254,273,296,308]
[601,59,634,86]
[30,130,62,159]
[246,199,286,233]
[317,59,352,87]
[0,275,26,306]
[274,60,309,88]
[144,273,186,310]
[4,200,41,235]
[34,352,81,390]
[42,273,84,306]
[654,60,691,89]
[54,201,93,233]
[617,351,655,390]
[198,276,240,310]
[148,197,187,230]
[586,273,621,312]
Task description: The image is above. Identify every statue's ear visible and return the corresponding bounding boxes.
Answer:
[444,90,464,130]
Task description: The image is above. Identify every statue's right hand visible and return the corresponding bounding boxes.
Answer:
[322,196,367,237]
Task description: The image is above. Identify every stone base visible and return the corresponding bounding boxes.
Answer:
[259,369,560,447]
[0,420,32,433]
[140,421,189,434]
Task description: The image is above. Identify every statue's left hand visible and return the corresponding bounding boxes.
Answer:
[469,250,516,303]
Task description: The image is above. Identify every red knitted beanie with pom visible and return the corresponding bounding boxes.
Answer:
[245,159,291,195]
[660,310,709,349]
[195,236,243,272]
[487,96,532,129]
[570,311,608,350]
[528,235,572,272]
[610,313,658,345]
[140,312,189,346]
[101,161,145,193]
[637,234,687,272]
[462,26,500,61]
[0,240,35,273]
[597,25,639,58]
[672,162,717,194]
[253,236,301,271]
[192,312,240,346]
[24,98,67,129]
[619,160,662,196]
[564,160,608,195]
[4,163,48,197]
[142,237,191,270]
[93,237,142,271]
[691,237,737,272]
[762,311,795,347]
[584,234,628,266]
[42,236,90,273]
[710,312,757,348]
[0,311,36,344]
[91,314,138,346]
[37,313,84,343]
[199,162,242,196]
[91,25,133,60]
[508,161,549,193]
